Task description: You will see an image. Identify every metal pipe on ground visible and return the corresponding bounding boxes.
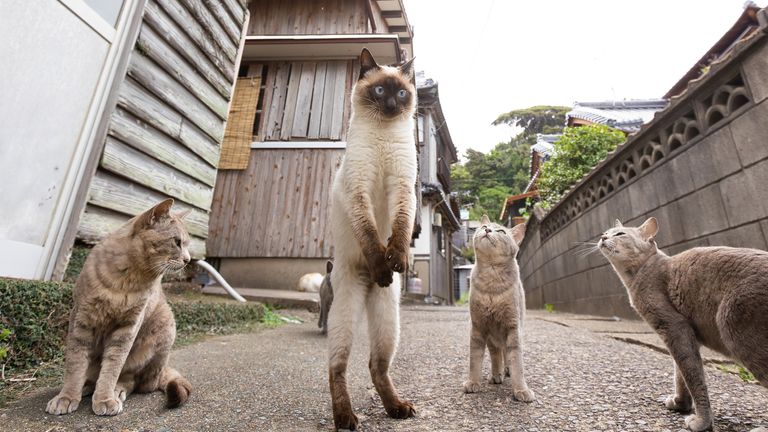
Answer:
[195,260,247,302]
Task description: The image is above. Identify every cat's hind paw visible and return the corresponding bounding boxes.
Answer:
[664,394,693,412]
[92,395,123,416]
[513,387,536,403]
[46,394,80,415]
[463,380,481,393]
[684,414,713,431]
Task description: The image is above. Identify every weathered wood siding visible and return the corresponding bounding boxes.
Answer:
[77,0,249,258]
[247,0,368,35]
[207,149,344,258]
[260,60,354,141]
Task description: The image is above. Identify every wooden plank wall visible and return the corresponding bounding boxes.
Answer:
[77,0,248,258]
[247,0,368,35]
[207,149,344,258]
[262,60,351,141]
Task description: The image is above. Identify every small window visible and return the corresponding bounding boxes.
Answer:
[261,60,350,142]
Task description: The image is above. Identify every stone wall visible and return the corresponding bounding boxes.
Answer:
[519,26,768,318]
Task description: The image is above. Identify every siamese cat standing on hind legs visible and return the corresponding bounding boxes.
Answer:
[327,48,417,431]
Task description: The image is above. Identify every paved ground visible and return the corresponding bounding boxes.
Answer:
[2,306,766,431]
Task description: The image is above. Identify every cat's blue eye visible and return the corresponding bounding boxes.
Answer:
[397,89,407,98]
[374,86,385,95]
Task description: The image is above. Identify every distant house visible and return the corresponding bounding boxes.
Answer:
[205,0,417,290]
[500,134,559,227]
[1,0,248,280]
[566,99,668,134]
[411,72,461,304]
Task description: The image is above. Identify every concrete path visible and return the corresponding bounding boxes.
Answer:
[2,307,767,431]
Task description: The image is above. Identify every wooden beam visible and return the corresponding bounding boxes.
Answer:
[388,25,408,33]
[381,10,402,18]
[363,0,377,33]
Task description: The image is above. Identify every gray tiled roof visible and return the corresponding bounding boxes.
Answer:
[567,99,668,133]
[531,133,559,155]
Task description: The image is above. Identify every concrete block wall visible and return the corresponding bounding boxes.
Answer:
[519,28,768,318]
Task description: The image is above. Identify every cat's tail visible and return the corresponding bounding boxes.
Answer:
[160,366,192,408]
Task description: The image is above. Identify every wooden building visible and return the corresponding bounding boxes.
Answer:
[205,0,417,289]
[1,0,248,280]
[411,72,460,303]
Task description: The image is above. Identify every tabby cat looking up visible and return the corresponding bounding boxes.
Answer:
[46,199,192,416]
[599,218,767,432]
[463,215,535,403]
[327,48,417,431]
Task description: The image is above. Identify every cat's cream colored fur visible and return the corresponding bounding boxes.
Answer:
[46,199,192,416]
[327,48,417,431]
[463,215,535,403]
[600,218,767,432]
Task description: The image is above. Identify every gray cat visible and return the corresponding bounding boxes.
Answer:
[599,217,767,432]
[463,215,535,402]
[318,260,333,335]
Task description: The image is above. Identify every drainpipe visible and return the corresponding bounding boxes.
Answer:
[195,260,247,302]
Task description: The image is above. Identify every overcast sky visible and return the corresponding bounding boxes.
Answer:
[403,0,754,158]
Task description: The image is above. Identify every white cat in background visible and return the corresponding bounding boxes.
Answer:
[297,272,323,293]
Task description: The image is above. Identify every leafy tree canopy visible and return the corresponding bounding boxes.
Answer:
[538,124,626,206]
[492,105,570,136]
[452,105,572,223]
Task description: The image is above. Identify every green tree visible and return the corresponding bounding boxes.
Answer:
[493,105,570,135]
[538,125,626,206]
[452,105,571,223]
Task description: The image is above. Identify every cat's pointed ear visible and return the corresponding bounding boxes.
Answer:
[614,219,623,228]
[359,48,379,79]
[398,56,415,80]
[638,217,658,240]
[326,260,333,273]
[136,198,174,230]
[480,214,491,225]
[510,223,526,245]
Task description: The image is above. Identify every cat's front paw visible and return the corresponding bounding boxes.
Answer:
[365,246,393,287]
[684,414,713,431]
[384,399,415,419]
[489,374,503,384]
[665,394,693,412]
[384,240,408,273]
[333,409,359,431]
[463,380,481,393]
[46,394,80,415]
[513,387,536,403]
[92,395,123,416]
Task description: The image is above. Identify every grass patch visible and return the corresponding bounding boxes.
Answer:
[715,363,758,384]
[456,291,470,306]
[544,303,556,313]
[63,244,91,283]
[0,277,283,407]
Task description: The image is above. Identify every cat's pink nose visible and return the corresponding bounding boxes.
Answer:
[485,228,492,234]
[601,235,608,241]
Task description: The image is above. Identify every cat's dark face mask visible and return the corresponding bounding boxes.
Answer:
[355,48,416,120]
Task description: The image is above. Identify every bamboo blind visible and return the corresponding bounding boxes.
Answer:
[219,76,260,169]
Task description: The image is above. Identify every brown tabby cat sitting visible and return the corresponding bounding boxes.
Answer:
[599,217,767,432]
[46,199,192,416]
